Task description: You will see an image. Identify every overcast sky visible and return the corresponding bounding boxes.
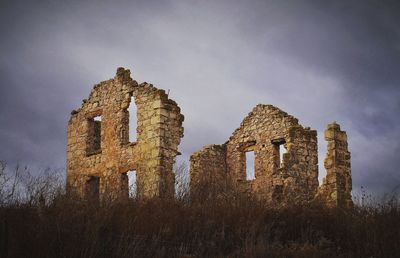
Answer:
[1,0,399,195]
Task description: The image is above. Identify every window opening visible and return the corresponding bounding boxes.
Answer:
[128,96,137,142]
[85,176,100,202]
[279,144,287,167]
[86,115,102,155]
[127,170,137,198]
[318,139,327,185]
[245,151,255,180]
[271,138,286,168]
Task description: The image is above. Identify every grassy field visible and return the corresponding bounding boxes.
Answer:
[0,163,399,257]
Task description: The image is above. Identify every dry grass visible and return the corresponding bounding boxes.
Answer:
[0,162,399,257]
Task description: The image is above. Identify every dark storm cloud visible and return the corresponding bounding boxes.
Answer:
[228,0,400,193]
[0,0,399,194]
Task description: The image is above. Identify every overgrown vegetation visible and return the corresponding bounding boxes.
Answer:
[0,161,399,258]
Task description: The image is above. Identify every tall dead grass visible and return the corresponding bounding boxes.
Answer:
[0,161,399,257]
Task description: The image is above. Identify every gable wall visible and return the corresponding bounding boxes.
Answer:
[67,68,184,200]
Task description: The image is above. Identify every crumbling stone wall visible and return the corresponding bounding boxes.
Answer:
[190,144,227,198]
[190,105,352,208]
[67,68,184,200]
[316,122,352,208]
[67,67,352,208]
[190,105,319,206]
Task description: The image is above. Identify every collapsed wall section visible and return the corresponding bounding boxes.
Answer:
[67,67,184,200]
[190,144,227,198]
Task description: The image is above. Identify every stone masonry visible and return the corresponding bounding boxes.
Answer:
[316,122,352,208]
[190,144,228,199]
[67,67,352,207]
[190,105,352,208]
[67,68,184,200]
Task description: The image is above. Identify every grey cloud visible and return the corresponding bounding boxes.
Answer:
[0,0,399,195]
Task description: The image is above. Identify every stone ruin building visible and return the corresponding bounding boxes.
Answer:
[67,68,184,200]
[190,105,352,208]
[67,67,352,208]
